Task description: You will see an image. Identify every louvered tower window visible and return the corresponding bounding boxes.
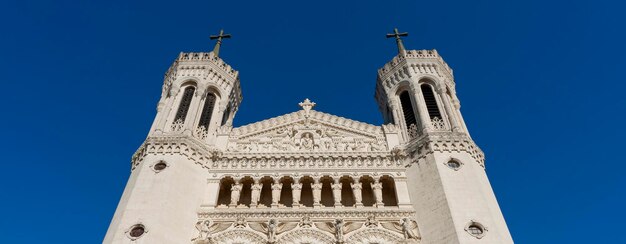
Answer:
[174,86,195,122]
[198,93,217,129]
[421,84,441,119]
[399,91,417,127]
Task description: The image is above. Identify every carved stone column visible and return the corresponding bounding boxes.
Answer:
[230,183,242,207]
[292,182,302,208]
[312,179,322,208]
[332,179,342,207]
[411,83,432,133]
[372,180,384,207]
[271,181,282,208]
[439,88,461,132]
[250,180,262,207]
[351,182,363,207]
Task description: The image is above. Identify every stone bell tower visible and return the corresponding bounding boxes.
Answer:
[104,30,242,243]
[375,28,513,243]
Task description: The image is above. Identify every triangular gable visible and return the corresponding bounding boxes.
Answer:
[227,110,388,153]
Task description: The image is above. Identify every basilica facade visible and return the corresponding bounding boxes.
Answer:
[104,31,513,244]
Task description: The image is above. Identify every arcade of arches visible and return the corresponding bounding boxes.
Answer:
[216,175,399,208]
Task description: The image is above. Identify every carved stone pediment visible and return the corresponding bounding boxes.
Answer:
[227,109,388,153]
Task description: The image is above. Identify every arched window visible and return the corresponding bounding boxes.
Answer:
[380,176,398,206]
[258,177,273,207]
[399,91,417,128]
[216,177,234,206]
[279,177,294,207]
[198,93,217,129]
[238,177,254,207]
[173,86,195,123]
[360,176,376,207]
[420,84,441,119]
[340,177,356,207]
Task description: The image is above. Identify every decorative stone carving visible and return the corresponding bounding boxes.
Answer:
[365,216,379,228]
[194,126,209,140]
[351,182,363,206]
[400,217,421,240]
[372,181,383,206]
[334,219,345,242]
[230,183,241,206]
[171,118,184,131]
[227,109,388,153]
[312,181,322,206]
[431,117,446,131]
[250,181,262,206]
[271,183,282,206]
[291,182,302,206]
[299,216,313,228]
[332,182,342,207]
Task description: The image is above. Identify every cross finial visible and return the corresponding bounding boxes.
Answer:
[386,28,408,54]
[210,29,232,57]
[299,98,316,116]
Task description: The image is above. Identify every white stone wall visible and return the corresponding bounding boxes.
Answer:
[103,154,211,243]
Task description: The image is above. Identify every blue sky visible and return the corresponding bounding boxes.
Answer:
[1,0,625,243]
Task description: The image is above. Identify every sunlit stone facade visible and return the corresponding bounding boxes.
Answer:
[104,49,513,243]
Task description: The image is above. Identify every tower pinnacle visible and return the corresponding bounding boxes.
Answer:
[210,29,232,57]
[386,28,408,54]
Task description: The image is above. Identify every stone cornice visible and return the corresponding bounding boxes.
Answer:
[405,132,485,167]
[131,135,403,171]
[198,208,416,220]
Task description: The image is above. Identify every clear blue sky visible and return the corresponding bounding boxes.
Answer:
[1,0,624,243]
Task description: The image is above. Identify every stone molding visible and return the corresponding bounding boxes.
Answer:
[406,132,485,167]
[198,208,415,220]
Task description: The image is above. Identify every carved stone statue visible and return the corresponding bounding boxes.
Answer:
[365,216,378,228]
[267,219,278,243]
[334,219,345,243]
[371,181,383,205]
[250,182,262,206]
[292,182,302,206]
[312,182,322,205]
[400,218,420,240]
[192,220,211,242]
[300,133,314,150]
[332,182,342,206]
[271,182,282,205]
[230,183,242,206]
[351,182,363,205]
[234,216,247,228]
[299,216,313,228]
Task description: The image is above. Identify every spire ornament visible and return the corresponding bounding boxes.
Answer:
[210,29,232,57]
[386,28,409,54]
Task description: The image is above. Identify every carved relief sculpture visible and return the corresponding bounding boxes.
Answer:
[230,183,242,206]
[292,182,302,206]
[372,181,383,206]
[250,181,262,207]
[271,182,282,206]
[332,181,343,207]
[351,182,363,206]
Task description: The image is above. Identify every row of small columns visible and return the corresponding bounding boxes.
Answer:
[213,175,400,208]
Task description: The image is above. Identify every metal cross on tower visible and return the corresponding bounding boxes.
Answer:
[210,29,232,57]
[386,28,409,54]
